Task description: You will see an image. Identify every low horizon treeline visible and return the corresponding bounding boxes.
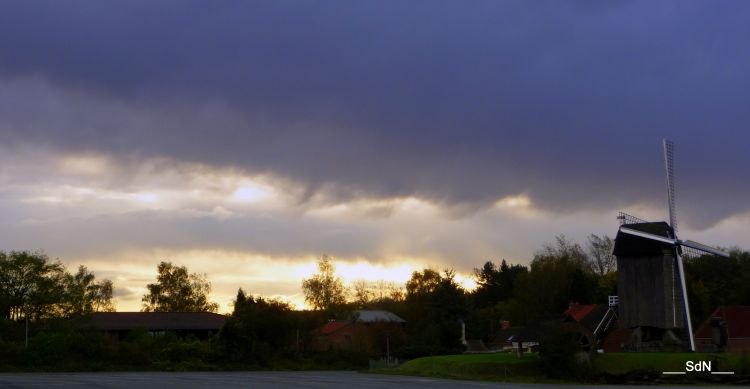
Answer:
[294,234,621,355]
[1,234,749,370]
[2,232,749,326]
[0,234,615,319]
[293,233,750,354]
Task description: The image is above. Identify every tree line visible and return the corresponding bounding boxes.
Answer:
[295,234,748,356]
[296,234,619,356]
[0,251,114,323]
[1,233,748,369]
[0,252,221,325]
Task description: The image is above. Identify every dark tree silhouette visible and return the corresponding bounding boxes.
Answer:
[301,255,346,315]
[142,261,218,312]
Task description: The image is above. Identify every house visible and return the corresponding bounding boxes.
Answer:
[695,306,750,353]
[484,322,541,355]
[563,303,618,352]
[312,310,406,353]
[89,312,227,339]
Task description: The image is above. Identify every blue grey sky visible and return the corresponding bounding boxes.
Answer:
[0,1,747,309]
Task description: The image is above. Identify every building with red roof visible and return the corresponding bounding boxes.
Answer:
[695,306,750,353]
[311,310,405,354]
[563,303,618,352]
[565,303,598,322]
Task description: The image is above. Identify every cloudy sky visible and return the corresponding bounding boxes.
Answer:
[1,1,748,311]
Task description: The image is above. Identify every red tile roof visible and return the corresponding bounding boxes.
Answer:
[695,306,750,339]
[320,321,352,335]
[565,303,598,322]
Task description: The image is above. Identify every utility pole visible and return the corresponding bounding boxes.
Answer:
[24,300,29,349]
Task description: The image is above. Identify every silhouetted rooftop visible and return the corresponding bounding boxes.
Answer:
[90,312,226,331]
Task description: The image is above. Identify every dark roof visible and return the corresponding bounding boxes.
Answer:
[695,306,750,339]
[354,310,406,323]
[90,312,226,331]
[318,310,405,335]
[494,326,541,343]
[613,222,675,257]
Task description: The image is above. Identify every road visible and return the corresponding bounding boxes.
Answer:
[0,371,727,388]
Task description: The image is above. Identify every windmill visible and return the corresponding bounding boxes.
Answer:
[613,139,729,352]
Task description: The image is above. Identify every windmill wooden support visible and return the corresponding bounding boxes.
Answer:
[614,140,729,352]
[614,222,684,331]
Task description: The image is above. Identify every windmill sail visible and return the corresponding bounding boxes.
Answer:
[663,139,677,234]
[619,227,730,258]
[681,240,730,258]
[619,227,677,245]
[662,139,695,350]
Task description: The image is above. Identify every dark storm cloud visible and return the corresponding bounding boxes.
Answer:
[1,0,749,228]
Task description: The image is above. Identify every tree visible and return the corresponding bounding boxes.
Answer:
[512,236,598,323]
[402,268,468,356]
[472,259,527,308]
[350,279,406,315]
[64,266,114,315]
[0,251,66,321]
[235,288,248,306]
[536,235,588,265]
[0,251,115,327]
[586,234,616,276]
[405,268,442,297]
[222,288,294,363]
[685,248,750,324]
[141,261,218,312]
[301,255,346,314]
[351,279,372,308]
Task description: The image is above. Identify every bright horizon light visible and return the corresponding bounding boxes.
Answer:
[77,251,478,313]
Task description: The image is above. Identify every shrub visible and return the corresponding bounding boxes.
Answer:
[738,352,750,375]
[25,331,78,365]
[537,325,585,378]
[0,340,24,368]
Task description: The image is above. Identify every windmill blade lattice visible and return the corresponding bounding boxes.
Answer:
[663,139,678,234]
[680,246,707,259]
[616,211,649,225]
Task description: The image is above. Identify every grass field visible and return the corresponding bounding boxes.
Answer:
[382,353,544,382]
[592,352,748,375]
[377,352,750,384]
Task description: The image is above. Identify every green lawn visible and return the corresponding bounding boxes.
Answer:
[593,352,747,375]
[383,352,545,382]
[376,352,750,383]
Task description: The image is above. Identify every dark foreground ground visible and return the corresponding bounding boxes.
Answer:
[0,371,729,388]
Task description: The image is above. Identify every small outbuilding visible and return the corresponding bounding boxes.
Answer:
[563,303,618,352]
[485,323,541,355]
[695,306,750,353]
